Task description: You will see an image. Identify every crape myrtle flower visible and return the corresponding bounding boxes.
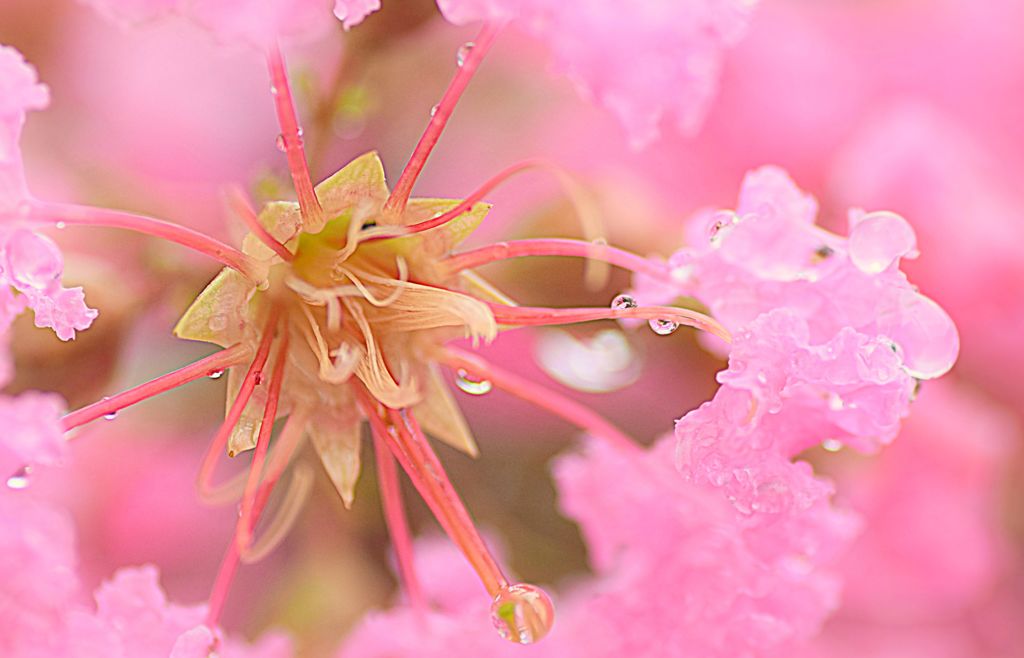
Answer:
[341,0,761,147]
[5,15,732,651]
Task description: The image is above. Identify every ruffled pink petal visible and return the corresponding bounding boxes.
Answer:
[333,0,382,30]
[0,392,67,482]
[0,45,49,211]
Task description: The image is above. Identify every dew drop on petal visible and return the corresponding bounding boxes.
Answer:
[848,211,918,274]
[648,318,679,335]
[4,229,64,290]
[611,293,637,310]
[456,42,475,67]
[879,291,959,379]
[55,221,66,230]
[490,583,555,644]
[827,393,844,411]
[708,211,740,247]
[6,465,32,489]
[455,369,492,395]
[822,439,842,452]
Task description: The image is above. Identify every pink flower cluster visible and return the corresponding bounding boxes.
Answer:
[0,46,97,342]
[0,490,291,657]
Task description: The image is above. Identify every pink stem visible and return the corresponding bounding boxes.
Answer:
[373,159,537,240]
[24,201,264,280]
[236,331,290,551]
[357,389,508,596]
[383,22,503,216]
[205,537,241,628]
[487,302,732,343]
[252,407,310,514]
[267,44,323,226]
[197,309,280,497]
[61,344,250,432]
[442,348,639,454]
[444,238,672,280]
[373,433,426,614]
[226,186,294,262]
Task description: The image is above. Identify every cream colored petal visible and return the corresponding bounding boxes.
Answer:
[225,364,266,456]
[364,281,496,345]
[413,365,479,457]
[400,198,491,251]
[309,413,363,509]
[459,271,518,307]
[313,151,390,229]
[346,299,421,408]
[173,268,256,347]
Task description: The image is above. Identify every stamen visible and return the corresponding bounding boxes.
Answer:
[236,330,290,553]
[346,298,419,408]
[443,238,672,282]
[61,343,251,432]
[197,309,281,500]
[267,43,324,230]
[487,302,732,343]
[441,347,639,454]
[356,388,508,596]
[226,185,294,262]
[373,434,427,614]
[337,256,409,307]
[22,201,266,282]
[383,22,504,216]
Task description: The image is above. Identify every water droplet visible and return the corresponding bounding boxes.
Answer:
[270,85,279,96]
[455,369,492,395]
[6,465,32,489]
[708,211,740,247]
[275,134,287,152]
[208,369,224,380]
[848,211,918,274]
[648,318,678,336]
[5,229,64,290]
[55,221,66,230]
[104,410,119,420]
[827,393,844,411]
[456,41,475,67]
[610,294,637,311]
[490,583,555,644]
[822,439,842,452]
[429,104,439,117]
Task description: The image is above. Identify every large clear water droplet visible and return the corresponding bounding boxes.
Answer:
[848,211,917,274]
[648,318,678,335]
[5,229,63,290]
[456,42,475,67]
[6,465,32,489]
[455,369,492,395]
[490,583,555,644]
[610,293,637,310]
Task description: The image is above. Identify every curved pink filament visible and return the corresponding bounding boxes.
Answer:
[383,22,503,215]
[487,302,732,343]
[197,309,281,499]
[61,344,250,432]
[226,185,294,262]
[373,434,426,614]
[23,201,264,281]
[443,238,672,281]
[441,347,639,454]
[236,330,290,552]
[267,44,323,227]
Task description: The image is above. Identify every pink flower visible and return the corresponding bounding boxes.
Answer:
[0,391,67,485]
[434,0,761,146]
[0,46,98,341]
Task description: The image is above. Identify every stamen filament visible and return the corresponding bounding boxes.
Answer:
[441,347,639,454]
[487,302,732,343]
[22,201,265,281]
[444,238,671,281]
[373,434,426,614]
[61,344,251,432]
[267,43,323,228]
[236,330,290,552]
[226,185,294,262]
[197,309,281,499]
[357,389,508,596]
[383,22,503,215]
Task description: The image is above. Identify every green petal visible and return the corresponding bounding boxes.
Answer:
[173,268,255,347]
